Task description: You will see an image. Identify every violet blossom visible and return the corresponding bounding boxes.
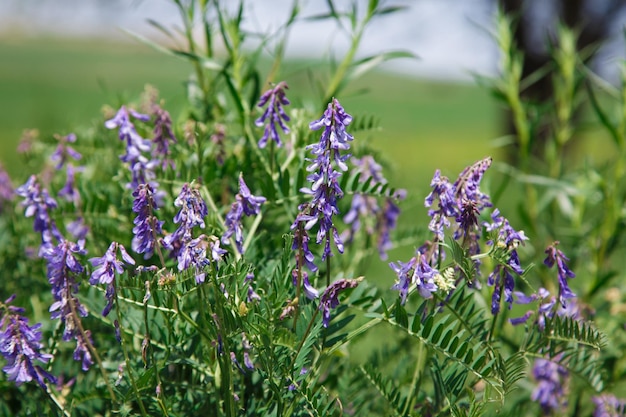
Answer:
[592,394,626,417]
[89,242,135,316]
[221,175,266,254]
[255,81,290,148]
[50,133,82,170]
[531,357,568,414]
[41,239,93,370]
[131,183,164,259]
[0,296,56,388]
[544,241,576,306]
[319,278,362,327]
[294,98,353,264]
[390,252,440,305]
[0,163,14,213]
[151,105,177,169]
[16,175,63,251]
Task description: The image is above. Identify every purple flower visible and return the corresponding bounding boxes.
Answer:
[105,106,151,162]
[105,106,159,190]
[255,81,290,148]
[377,192,405,260]
[453,157,492,211]
[50,133,82,170]
[58,164,81,205]
[319,278,362,327]
[292,269,319,300]
[221,175,266,254]
[89,242,135,316]
[0,163,14,213]
[245,273,261,302]
[67,217,89,246]
[592,394,626,417]
[211,124,226,166]
[151,105,177,169]
[16,175,63,250]
[544,241,576,306]
[295,98,353,263]
[425,170,457,241]
[0,296,56,388]
[531,357,568,413]
[390,252,440,305]
[131,183,164,259]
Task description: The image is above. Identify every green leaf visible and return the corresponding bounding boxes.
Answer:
[347,51,418,83]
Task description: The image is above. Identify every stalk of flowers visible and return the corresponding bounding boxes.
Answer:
[15,175,63,254]
[484,209,527,314]
[255,81,290,148]
[105,105,161,193]
[531,357,569,414]
[221,174,266,255]
[163,183,226,284]
[50,133,81,171]
[131,183,165,262]
[342,156,406,260]
[544,241,576,306]
[390,252,455,305]
[0,295,56,388]
[41,240,94,370]
[89,242,135,317]
[150,104,177,170]
[592,394,626,417]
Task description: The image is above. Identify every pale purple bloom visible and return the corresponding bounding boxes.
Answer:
[16,175,63,250]
[453,157,492,211]
[532,357,568,413]
[105,105,159,190]
[164,183,208,257]
[544,242,576,306]
[390,252,439,305]
[0,163,14,213]
[255,81,290,148]
[50,133,82,170]
[151,105,177,168]
[221,175,266,253]
[105,106,151,162]
[0,296,56,388]
[131,183,164,259]
[292,270,319,300]
[67,217,89,246]
[377,192,405,260]
[295,98,353,263]
[245,273,261,302]
[425,170,457,241]
[89,242,135,316]
[58,164,81,205]
[593,394,626,417]
[242,333,254,370]
[510,287,582,330]
[319,278,362,327]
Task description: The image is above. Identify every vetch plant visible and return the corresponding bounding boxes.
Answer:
[1,2,625,417]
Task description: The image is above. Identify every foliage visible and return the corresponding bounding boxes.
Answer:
[0,2,625,417]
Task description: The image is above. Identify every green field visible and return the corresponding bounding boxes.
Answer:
[0,35,498,193]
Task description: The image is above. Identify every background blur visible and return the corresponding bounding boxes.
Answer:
[1,0,625,193]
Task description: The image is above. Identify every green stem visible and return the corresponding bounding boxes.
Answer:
[114,283,148,417]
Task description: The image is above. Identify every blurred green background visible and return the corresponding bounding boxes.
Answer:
[0,35,498,195]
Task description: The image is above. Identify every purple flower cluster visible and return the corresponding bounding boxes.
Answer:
[319,278,362,327]
[42,240,93,370]
[0,296,56,388]
[255,81,290,148]
[89,242,135,316]
[510,287,582,330]
[425,169,458,241]
[105,106,158,191]
[291,221,319,299]
[294,98,353,264]
[16,175,63,252]
[131,183,164,259]
[245,273,261,303]
[151,105,177,169]
[592,394,626,417]
[51,133,82,170]
[0,163,14,213]
[544,241,576,306]
[221,175,266,254]
[390,252,440,305]
[484,209,527,314]
[531,357,568,413]
[342,156,406,260]
[164,183,225,284]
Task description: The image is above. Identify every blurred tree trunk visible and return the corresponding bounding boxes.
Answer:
[499,0,623,163]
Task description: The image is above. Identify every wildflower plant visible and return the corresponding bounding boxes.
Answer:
[1,2,626,417]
